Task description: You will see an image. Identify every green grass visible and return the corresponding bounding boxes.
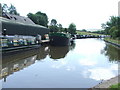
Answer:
[104,37,120,45]
[76,31,103,36]
[109,83,120,90]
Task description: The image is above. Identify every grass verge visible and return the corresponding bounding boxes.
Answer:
[109,83,120,90]
[104,37,120,45]
[76,31,103,36]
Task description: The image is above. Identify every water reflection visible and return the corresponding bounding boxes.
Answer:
[1,43,76,82]
[37,42,76,60]
[102,43,120,62]
[49,46,69,59]
[36,44,49,60]
[1,39,119,88]
[1,48,40,82]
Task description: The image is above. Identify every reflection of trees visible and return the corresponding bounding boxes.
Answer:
[102,43,120,62]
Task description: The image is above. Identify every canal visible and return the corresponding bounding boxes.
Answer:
[1,38,120,88]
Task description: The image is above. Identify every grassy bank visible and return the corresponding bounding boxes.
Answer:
[76,31,103,36]
[109,83,120,89]
[104,37,120,45]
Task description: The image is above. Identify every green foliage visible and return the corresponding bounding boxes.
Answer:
[103,38,120,62]
[2,3,19,15]
[49,25,59,32]
[58,24,63,32]
[92,30,105,34]
[8,4,19,15]
[27,11,48,27]
[109,26,119,39]
[77,31,102,36]
[50,19,57,26]
[68,23,76,34]
[2,4,8,13]
[80,29,87,32]
[49,19,59,32]
[109,83,120,89]
[102,16,120,39]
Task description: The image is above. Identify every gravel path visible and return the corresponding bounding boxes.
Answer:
[92,75,120,89]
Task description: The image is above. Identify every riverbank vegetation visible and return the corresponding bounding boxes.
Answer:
[102,16,120,45]
[109,83,120,89]
[104,37,120,44]
[76,30,103,36]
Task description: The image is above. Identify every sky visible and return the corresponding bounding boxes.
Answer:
[0,0,119,30]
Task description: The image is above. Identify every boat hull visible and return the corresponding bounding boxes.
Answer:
[49,36,70,46]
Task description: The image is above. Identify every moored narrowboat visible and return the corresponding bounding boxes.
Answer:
[49,32,72,46]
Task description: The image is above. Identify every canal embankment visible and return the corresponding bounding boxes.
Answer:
[92,75,120,89]
[104,37,120,48]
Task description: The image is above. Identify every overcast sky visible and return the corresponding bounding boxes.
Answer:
[1,0,119,30]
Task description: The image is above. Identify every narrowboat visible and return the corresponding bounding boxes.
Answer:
[0,35,41,51]
[49,32,72,46]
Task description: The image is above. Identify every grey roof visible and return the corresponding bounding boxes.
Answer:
[3,13,35,25]
[0,16,47,29]
[1,13,50,36]
[2,13,47,28]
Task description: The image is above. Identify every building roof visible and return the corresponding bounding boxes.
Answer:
[1,13,50,36]
[2,13,47,28]
[3,13,35,25]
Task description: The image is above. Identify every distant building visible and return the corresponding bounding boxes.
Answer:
[1,13,50,39]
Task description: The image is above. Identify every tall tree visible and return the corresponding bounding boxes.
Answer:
[8,4,19,15]
[68,23,76,34]
[2,4,8,13]
[50,19,57,26]
[102,16,120,39]
[2,3,19,15]
[27,11,48,27]
[49,19,59,32]
[58,24,63,32]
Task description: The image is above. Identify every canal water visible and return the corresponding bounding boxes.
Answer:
[1,38,120,88]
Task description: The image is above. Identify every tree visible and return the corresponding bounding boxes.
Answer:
[102,16,120,39]
[2,4,8,13]
[101,23,107,29]
[68,23,76,34]
[1,3,20,15]
[8,4,19,15]
[27,11,48,27]
[50,19,57,26]
[58,24,63,32]
[49,19,59,32]
[81,29,87,32]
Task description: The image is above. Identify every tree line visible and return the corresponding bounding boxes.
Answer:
[1,3,76,34]
[78,16,120,40]
[101,16,120,39]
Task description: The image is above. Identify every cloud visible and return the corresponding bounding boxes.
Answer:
[79,58,97,66]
